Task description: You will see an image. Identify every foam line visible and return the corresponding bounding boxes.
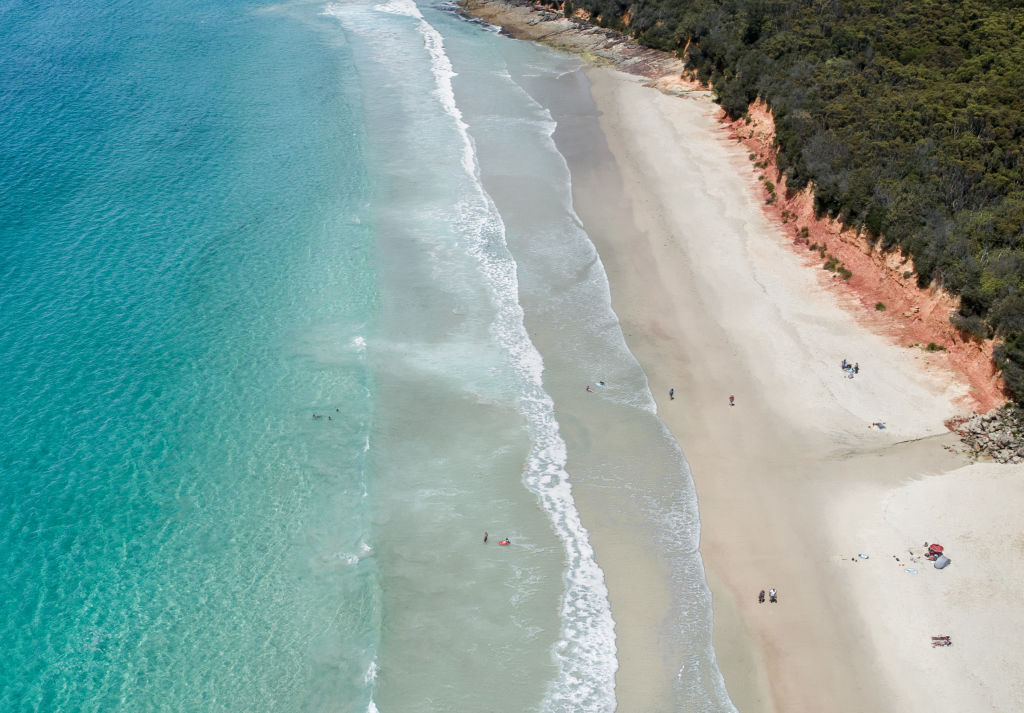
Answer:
[389,1,619,708]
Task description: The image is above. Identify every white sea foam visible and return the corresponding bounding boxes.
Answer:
[364,658,379,684]
[486,52,736,710]
[500,66,661,418]
[405,10,618,712]
[336,540,373,566]
[322,2,617,708]
[372,0,420,17]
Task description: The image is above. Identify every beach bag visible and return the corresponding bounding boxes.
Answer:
[934,554,951,569]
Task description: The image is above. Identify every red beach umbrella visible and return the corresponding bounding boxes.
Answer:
[929,543,944,553]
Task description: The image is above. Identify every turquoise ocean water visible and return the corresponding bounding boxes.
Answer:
[0,1,734,711]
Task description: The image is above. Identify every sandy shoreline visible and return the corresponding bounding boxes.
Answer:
[461,2,1024,711]
[578,66,1024,713]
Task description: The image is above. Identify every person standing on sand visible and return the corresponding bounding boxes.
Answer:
[769,588,777,603]
[758,589,765,604]
[484,531,488,544]
[669,388,674,400]
[729,395,735,406]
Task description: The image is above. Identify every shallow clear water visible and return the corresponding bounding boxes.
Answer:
[0,1,733,711]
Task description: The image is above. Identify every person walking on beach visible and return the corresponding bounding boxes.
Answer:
[769,588,777,603]
[669,388,674,400]
[729,395,735,406]
[484,531,488,544]
[758,589,765,604]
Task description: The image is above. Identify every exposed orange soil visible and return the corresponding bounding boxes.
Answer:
[466,0,1006,413]
[720,100,1006,413]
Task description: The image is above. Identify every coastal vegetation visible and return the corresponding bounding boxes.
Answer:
[555,0,1024,399]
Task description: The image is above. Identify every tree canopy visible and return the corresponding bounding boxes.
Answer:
[563,0,1024,399]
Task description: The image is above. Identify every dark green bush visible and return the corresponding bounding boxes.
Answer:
[950,312,990,339]
[566,0,1024,401]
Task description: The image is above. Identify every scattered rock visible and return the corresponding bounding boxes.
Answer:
[948,404,1024,463]
[458,0,709,96]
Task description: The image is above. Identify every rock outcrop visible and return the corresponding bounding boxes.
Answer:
[948,406,1024,463]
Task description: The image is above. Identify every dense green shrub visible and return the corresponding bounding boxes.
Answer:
[567,0,1024,401]
[951,312,990,339]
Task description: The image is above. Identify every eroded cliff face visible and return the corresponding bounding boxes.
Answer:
[461,0,1007,413]
[725,101,1005,412]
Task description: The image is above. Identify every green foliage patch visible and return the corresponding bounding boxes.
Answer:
[566,0,1024,399]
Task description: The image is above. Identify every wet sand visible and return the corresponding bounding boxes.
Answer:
[564,65,1024,713]
[460,2,1024,709]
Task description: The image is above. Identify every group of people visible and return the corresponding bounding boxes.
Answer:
[932,635,952,647]
[840,359,860,378]
[758,588,778,604]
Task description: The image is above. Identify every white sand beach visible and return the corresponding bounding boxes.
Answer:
[459,2,1024,709]
[571,66,1024,713]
